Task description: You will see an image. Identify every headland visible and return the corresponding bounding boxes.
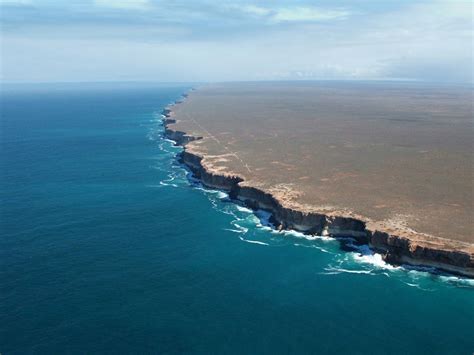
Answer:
[163,82,474,277]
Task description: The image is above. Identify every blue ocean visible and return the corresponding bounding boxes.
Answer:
[1,83,473,354]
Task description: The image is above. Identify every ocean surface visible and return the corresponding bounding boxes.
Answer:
[1,82,473,354]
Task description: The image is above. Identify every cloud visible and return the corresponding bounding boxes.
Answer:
[238,5,271,17]
[1,0,471,83]
[272,7,350,22]
[93,0,151,11]
[235,4,350,23]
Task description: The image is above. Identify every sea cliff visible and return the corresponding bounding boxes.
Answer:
[162,95,474,278]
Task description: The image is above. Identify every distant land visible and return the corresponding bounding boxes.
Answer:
[164,81,474,277]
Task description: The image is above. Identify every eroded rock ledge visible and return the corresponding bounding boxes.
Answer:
[161,96,474,278]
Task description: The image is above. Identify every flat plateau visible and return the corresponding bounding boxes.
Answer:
[164,82,474,277]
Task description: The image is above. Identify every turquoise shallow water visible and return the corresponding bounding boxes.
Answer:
[1,83,473,354]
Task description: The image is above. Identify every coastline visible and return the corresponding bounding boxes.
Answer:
[162,92,474,279]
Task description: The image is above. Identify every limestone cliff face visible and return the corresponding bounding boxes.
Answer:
[369,230,474,272]
[164,128,198,146]
[162,103,474,278]
[181,151,243,191]
[237,186,367,240]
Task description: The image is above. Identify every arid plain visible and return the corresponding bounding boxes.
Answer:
[168,82,473,269]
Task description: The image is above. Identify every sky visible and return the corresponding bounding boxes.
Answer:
[0,0,472,83]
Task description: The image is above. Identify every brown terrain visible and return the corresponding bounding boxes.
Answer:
[164,82,474,277]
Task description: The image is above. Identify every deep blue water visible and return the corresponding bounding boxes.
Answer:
[1,83,473,354]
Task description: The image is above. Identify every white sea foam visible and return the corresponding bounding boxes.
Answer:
[399,280,435,292]
[159,181,178,188]
[403,266,437,278]
[217,191,228,199]
[194,186,221,195]
[438,275,474,288]
[231,222,248,233]
[345,242,400,271]
[224,228,246,234]
[246,215,261,225]
[238,236,269,246]
[352,251,399,270]
[281,229,333,242]
[236,205,252,213]
[221,205,241,219]
[320,266,374,275]
[293,243,332,254]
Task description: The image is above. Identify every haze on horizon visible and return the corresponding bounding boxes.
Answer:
[0,0,472,83]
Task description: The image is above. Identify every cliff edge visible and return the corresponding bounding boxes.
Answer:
[162,86,474,278]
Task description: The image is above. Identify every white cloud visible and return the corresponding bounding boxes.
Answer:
[272,7,350,22]
[239,5,271,17]
[94,0,150,11]
[1,0,471,83]
[235,4,350,22]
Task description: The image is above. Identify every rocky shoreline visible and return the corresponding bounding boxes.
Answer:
[162,95,474,278]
